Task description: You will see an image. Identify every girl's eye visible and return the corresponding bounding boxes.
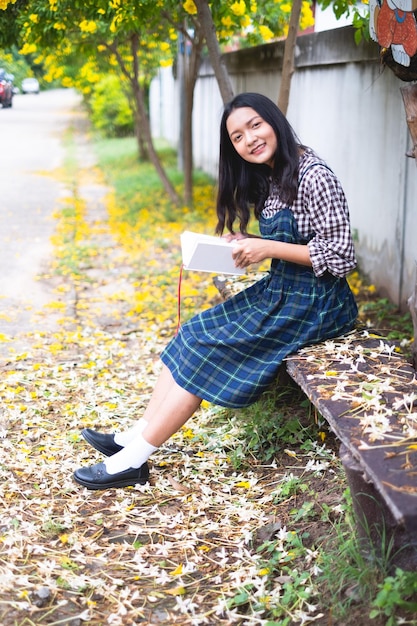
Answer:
[253,121,260,129]
[233,134,242,142]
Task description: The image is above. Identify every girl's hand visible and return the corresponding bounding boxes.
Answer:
[222,232,248,243]
[231,238,271,268]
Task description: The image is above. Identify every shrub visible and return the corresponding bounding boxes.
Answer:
[90,75,134,138]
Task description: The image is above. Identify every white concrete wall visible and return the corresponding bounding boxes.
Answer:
[150,27,417,308]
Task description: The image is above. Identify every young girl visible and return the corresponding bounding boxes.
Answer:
[74,92,358,490]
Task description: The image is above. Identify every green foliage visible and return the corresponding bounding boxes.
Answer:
[360,297,413,349]
[317,0,370,43]
[90,75,134,138]
[370,568,417,624]
[0,47,33,87]
[225,529,315,622]
[227,383,317,468]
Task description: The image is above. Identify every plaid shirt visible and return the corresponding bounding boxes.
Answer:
[262,149,357,278]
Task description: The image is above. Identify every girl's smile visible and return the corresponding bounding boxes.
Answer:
[226,106,278,167]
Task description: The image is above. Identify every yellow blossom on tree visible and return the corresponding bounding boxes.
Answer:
[230,0,246,16]
[240,14,251,28]
[29,14,39,23]
[110,16,119,33]
[258,24,274,40]
[79,20,98,34]
[219,28,234,39]
[53,22,66,30]
[300,1,314,30]
[183,0,197,15]
[0,0,16,9]
[19,43,37,55]
[159,41,170,51]
[279,2,292,12]
[222,15,233,27]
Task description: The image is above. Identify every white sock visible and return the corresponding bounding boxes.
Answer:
[104,433,158,474]
[114,419,148,447]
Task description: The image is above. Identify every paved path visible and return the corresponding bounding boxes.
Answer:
[0,88,81,343]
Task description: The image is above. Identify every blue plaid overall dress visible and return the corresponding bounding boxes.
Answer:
[161,187,358,409]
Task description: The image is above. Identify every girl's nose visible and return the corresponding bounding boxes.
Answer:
[245,130,256,145]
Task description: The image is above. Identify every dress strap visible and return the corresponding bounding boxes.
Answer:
[298,162,333,183]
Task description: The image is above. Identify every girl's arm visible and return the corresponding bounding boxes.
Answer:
[231,238,311,269]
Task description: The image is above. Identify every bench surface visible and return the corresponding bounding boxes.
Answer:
[286,330,417,530]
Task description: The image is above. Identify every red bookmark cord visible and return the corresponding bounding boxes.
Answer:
[176,263,184,336]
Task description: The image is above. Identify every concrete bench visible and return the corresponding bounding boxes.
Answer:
[285,330,417,571]
[214,275,417,570]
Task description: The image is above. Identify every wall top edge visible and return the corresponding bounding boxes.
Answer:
[221,26,380,73]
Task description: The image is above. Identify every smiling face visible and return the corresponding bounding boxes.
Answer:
[226,106,278,168]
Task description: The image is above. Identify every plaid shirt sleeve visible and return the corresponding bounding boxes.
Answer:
[295,163,357,278]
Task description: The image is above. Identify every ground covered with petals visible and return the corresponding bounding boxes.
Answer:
[1,118,415,626]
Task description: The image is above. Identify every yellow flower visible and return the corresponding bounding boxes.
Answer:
[300,1,314,30]
[29,13,39,23]
[79,20,98,34]
[0,0,17,8]
[258,24,274,40]
[235,480,251,488]
[183,0,197,15]
[110,16,119,33]
[160,41,170,51]
[230,0,246,16]
[19,43,37,55]
[222,15,233,27]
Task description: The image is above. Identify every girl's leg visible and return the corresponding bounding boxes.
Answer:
[114,363,179,446]
[103,368,202,474]
[142,374,202,446]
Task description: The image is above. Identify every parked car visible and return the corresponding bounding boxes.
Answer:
[0,69,13,108]
[21,77,40,94]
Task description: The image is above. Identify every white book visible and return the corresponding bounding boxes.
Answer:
[180,231,245,275]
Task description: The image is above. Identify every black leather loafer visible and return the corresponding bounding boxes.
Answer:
[73,461,149,490]
[81,428,124,456]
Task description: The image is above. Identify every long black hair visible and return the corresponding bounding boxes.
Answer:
[216,92,302,234]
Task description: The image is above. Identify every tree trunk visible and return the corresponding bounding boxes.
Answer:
[194,0,234,104]
[110,36,181,206]
[400,83,417,160]
[134,108,148,161]
[183,26,205,206]
[132,76,181,205]
[277,0,302,115]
